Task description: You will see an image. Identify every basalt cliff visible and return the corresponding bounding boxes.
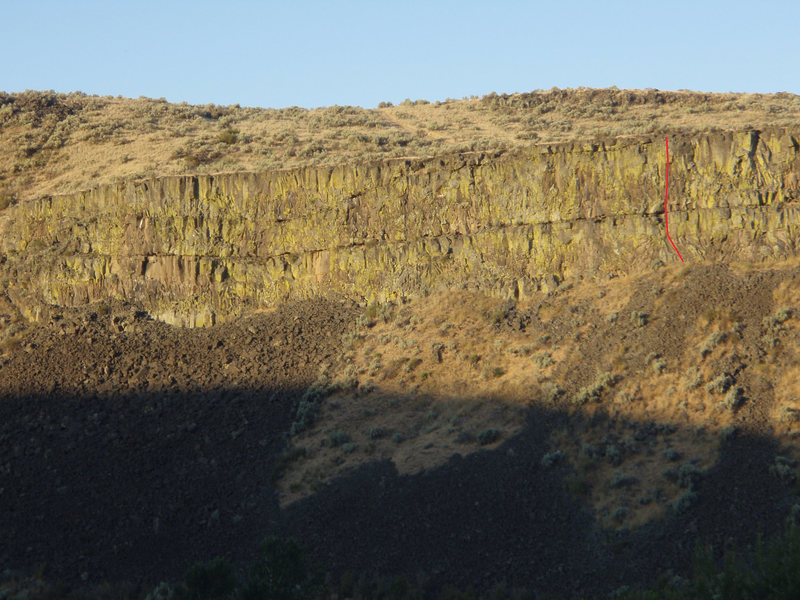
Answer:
[1,128,799,326]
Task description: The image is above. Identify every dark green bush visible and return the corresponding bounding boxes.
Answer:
[367,426,387,440]
[618,521,800,599]
[240,537,311,600]
[289,399,318,435]
[179,557,236,600]
[328,430,351,447]
[477,428,500,445]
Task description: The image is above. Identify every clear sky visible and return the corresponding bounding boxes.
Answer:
[2,0,798,109]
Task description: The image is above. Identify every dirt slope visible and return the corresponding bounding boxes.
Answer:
[3,261,800,597]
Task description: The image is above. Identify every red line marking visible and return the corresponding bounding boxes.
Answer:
[664,136,684,262]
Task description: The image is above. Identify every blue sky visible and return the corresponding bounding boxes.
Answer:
[2,1,798,108]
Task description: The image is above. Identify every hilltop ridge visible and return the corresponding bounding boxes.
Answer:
[1,87,799,204]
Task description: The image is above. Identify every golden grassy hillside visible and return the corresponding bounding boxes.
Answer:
[1,87,800,205]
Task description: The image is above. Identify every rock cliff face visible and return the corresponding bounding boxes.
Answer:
[1,129,799,325]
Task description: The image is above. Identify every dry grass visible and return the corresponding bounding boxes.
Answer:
[2,87,800,202]
[275,259,800,529]
[277,291,541,505]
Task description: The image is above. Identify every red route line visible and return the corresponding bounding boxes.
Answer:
[664,136,684,262]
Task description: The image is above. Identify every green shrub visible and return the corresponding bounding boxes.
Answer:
[184,155,201,168]
[288,378,337,435]
[541,450,566,467]
[610,469,636,489]
[672,490,697,514]
[340,364,360,390]
[762,308,793,343]
[543,383,564,403]
[637,488,661,506]
[367,426,386,440]
[662,466,679,482]
[422,422,440,434]
[489,307,509,323]
[512,343,536,357]
[477,428,500,445]
[618,520,800,598]
[328,430,351,447]
[684,367,702,390]
[179,557,236,600]
[770,456,797,482]
[341,330,363,349]
[722,386,745,412]
[677,463,702,489]
[663,448,680,462]
[612,507,631,522]
[615,390,635,404]
[631,311,648,327]
[780,406,800,423]
[581,443,598,459]
[762,307,793,330]
[289,399,318,435]
[573,371,619,405]
[241,537,311,600]
[217,130,237,145]
[651,357,667,374]
[403,357,423,373]
[705,373,734,394]
[605,444,623,466]
[700,331,727,357]
[687,521,800,600]
[146,582,176,600]
[368,356,383,376]
[364,301,394,323]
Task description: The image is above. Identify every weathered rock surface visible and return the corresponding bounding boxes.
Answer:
[1,128,798,324]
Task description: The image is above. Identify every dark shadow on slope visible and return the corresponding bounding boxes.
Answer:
[278,409,795,598]
[278,405,599,597]
[2,383,798,599]
[0,386,293,589]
